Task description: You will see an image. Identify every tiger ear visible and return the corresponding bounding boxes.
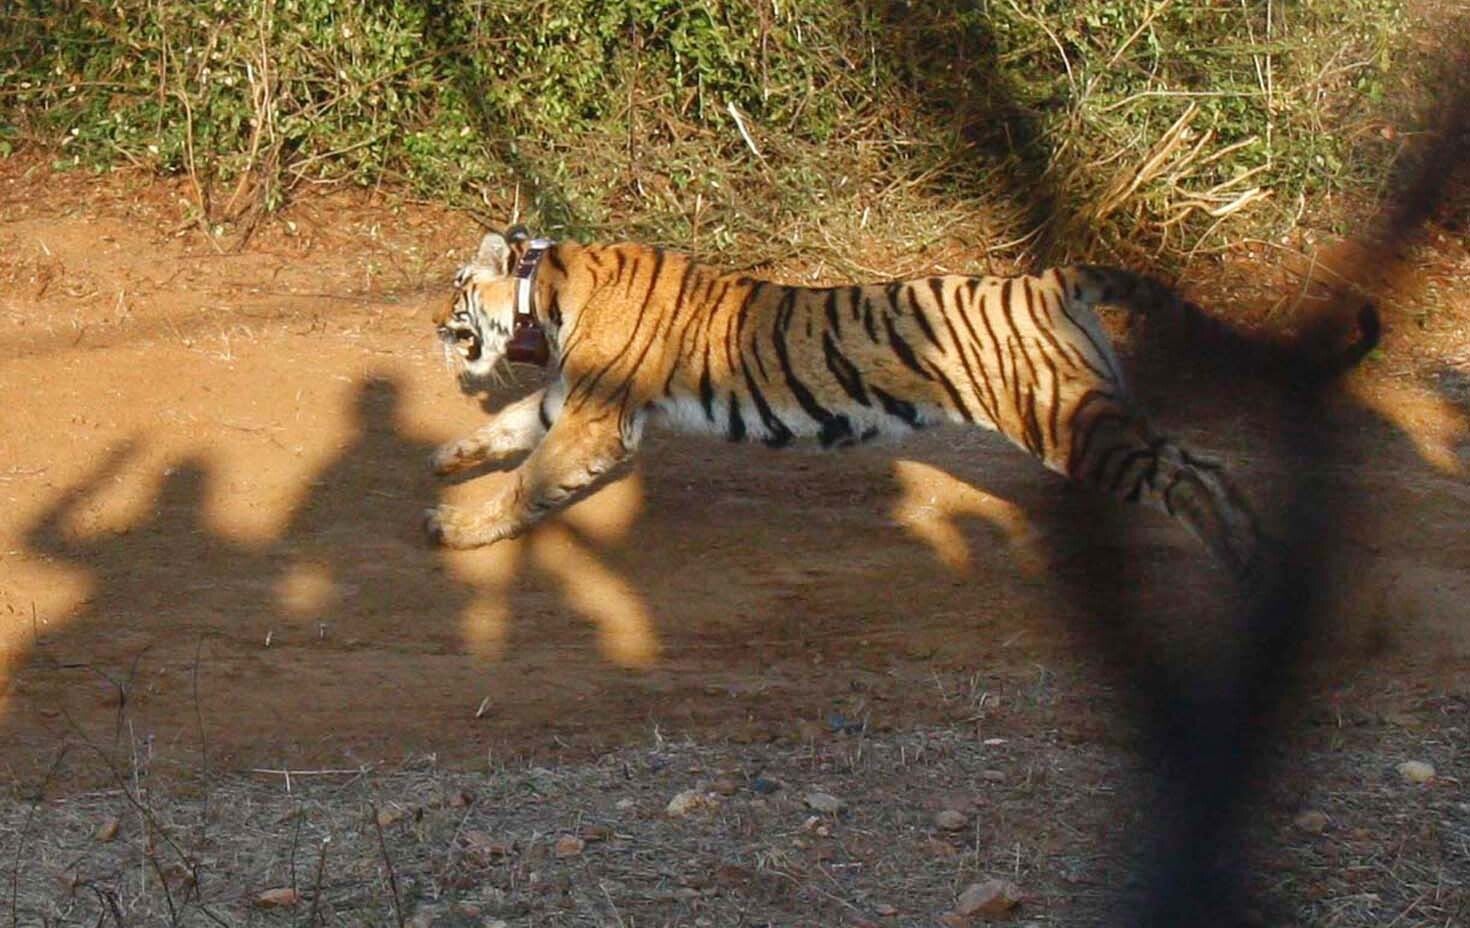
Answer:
[474,232,512,276]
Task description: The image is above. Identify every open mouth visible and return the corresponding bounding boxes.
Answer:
[446,327,481,362]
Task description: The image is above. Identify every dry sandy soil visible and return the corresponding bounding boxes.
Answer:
[0,158,1466,925]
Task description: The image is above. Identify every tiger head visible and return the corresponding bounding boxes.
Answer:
[436,230,524,382]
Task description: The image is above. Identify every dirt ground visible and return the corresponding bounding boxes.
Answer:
[1,156,1468,779]
[0,158,1466,923]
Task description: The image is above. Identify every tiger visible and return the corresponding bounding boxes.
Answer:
[426,227,1377,580]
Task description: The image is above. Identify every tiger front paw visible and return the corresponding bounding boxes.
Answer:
[430,442,476,477]
[422,505,475,548]
[422,505,522,549]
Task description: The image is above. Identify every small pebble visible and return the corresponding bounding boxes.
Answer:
[934,809,968,831]
[804,791,845,814]
[1397,760,1436,784]
[752,776,783,795]
[94,818,120,843]
[955,878,1022,917]
[254,888,300,909]
[666,789,714,817]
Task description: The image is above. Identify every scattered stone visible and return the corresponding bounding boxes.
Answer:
[94,817,120,843]
[751,776,783,795]
[579,823,613,843]
[955,878,1023,917]
[925,837,960,858]
[463,831,514,860]
[804,791,844,814]
[615,798,636,811]
[254,887,301,909]
[981,769,1006,783]
[447,789,475,808]
[937,914,971,928]
[826,712,865,734]
[874,902,898,917]
[712,776,740,796]
[160,864,196,888]
[375,806,404,828]
[1397,760,1436,784]
[934,809,968,831]
[1293,810,1330,834]
[666,789,715,817]
[553,835,585,858]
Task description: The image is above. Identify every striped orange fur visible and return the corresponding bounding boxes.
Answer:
[427,229,1372,577]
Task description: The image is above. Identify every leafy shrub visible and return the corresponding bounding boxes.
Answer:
[0,0,1415,267]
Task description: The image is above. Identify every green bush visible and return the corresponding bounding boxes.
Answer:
[0,0,1415,267]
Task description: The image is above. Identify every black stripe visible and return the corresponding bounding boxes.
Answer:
[741,359,795,447]
[538,397,553,430]
[1046,356,1062,453]
[862,295,878,342]
[929,366,976,423]
[872,386,921,428]
[1070,409,1129,480]
[1064,389,1119,476]
[976,287,1011,408]
[1039,285,1109,381]
[1000,279,1042,391]
[1020,384,1045,456]
[725,282,761,387]
[818,415,856,448]
[822,333,870,406]
[546,247,567,274]
[1053,272,1123,385]
[1088,442,1130,487]
[912,281,943,348]
[726,392,746,442]
[848,285,864,322]
[1108,448,1156,496]
[1004,336,1028,442]
[824,289,842,337]
[773,291,838,429]
[570,250,664,405]
[883,315,933,379]
[1019,277,1074,379]
[939,281,1000,423]
[699,346,715,420]
[656,260,701,398]
[606,249,669,404]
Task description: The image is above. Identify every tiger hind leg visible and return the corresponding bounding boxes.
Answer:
[1062,401,1260,579]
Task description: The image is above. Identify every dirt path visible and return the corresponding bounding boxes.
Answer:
[2,161,1467,787]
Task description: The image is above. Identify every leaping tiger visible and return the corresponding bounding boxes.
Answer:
[426,228,1376,579]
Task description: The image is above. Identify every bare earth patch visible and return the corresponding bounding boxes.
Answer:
[0,159,1466,925]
